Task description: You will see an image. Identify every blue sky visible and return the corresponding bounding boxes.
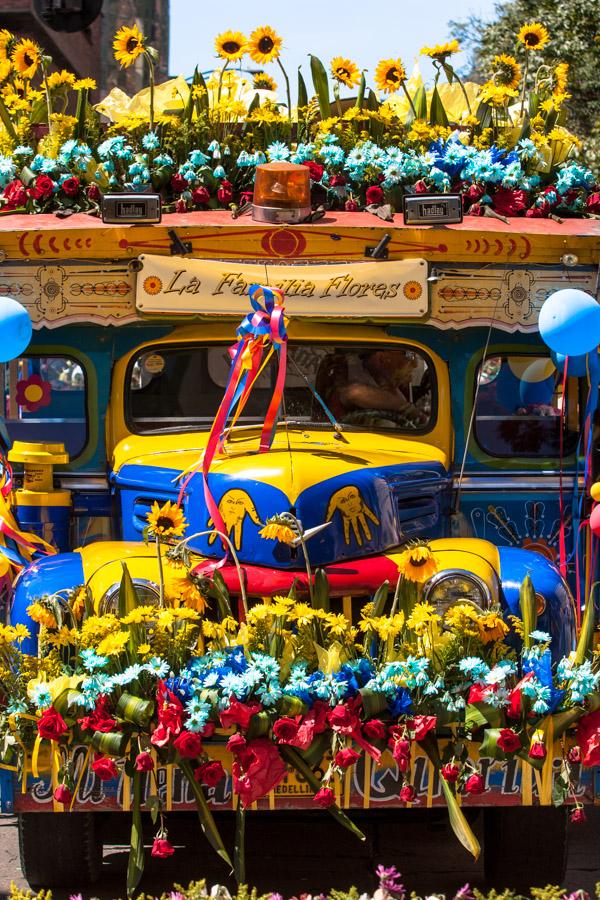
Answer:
[169,0,499,92]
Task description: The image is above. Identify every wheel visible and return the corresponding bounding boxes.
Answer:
[18,812,103,888]
[484,806,568,890]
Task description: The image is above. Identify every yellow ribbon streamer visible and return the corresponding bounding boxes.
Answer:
[363,755,371,809]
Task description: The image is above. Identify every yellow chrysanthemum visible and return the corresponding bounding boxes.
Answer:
[121,605,159,625]
[259,520,297,545]
[406,601,440,635]
[46,626,78,648]
[113,24,146,68]
[215,30,247,62]
[0,623,29,644]
[247,26,282,65]
[374,58,407,94]
[397,544,437,584]
[73,78,97,91]
[491,54,521,90]
[26,602,57,630]
[97,630,130,657]
[79,614,120,648]
[253,71,277,91]
[137,643,151,655]
[330,56,361,89]
[420,40,460,61]
[47,69,76,89]
[11,39,40,79]
[444,603,480,637]
[517,22,550,51]
[146,500,187,538]
[478,81,519,107]
[477,612,509,644]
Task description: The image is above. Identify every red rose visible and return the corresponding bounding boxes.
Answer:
[412,715,437,741]
[220,698,262,731]
[87,183,101,202]
[171,174,188,193]
[525,201,551,218]
[492,188,528,217]
[302,160,324,183]
[61,176,80,197]
[91,755,118,781]
[194,760,225,787]
[507,673,534,719]
[53,783,72,805]
[232,738,287,807]
[465,184,484,203]
[585,192,600,215]
[173,730,203,759]
[468,683,493,704]
[217,180,233,205]
[334,747,360,769]
[464,773,485,795]
[568,746,582,764]
[497,728,522,754]
[192,186,210,206]
[576,709,600,767]
[327,702,360,735]
[330,174,347,187]
[571,806,586,824]
[414,180,428,194]
[151,682,184,747]
[135,752,154,772]
[399,784,416,803]
[151,837,175,858]
[468,203,486,217]
[273,716,301,743]
[31,174,54,200]
[3,179,27,209]
[363,719,386,741]
[345,198,359,211]
[37,707,68,742]
[174,198,187,213]
[227,733,247,754]
[78,696,117,734]
[313,786,335,808]
[365,185,384,206]
[239,190,254,206]
[529,741,546,760]
[441,763,460,783]
[201,721,216,738]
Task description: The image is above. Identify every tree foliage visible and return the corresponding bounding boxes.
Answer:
[450,0,600,173]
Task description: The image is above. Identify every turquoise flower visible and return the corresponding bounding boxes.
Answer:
[212,165,226,179]
[267,141,290,161]
[189,149,209,166]
[30,684,52,710]
[142,132,160,151]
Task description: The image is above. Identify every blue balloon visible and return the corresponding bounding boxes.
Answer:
[551,352,590,377]
[0,297,31,363]
[519,373,555,406]
[539,289,600,356]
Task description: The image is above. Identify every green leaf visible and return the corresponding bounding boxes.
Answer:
[118,563,139,620]
[355,73,366,110]
[297,731,330,769]
[75,88,87,141]
[247,92,261,115]
[464,702,502,732]
[428,85,449,127]
[91,730,129,756]
[234,798,245,885]
[0,95,17,141]
[116,693,155,728]
[312,569,330,612]
[442,63,455,84]
[441,779,481,860]
[575,581,598,664]
[529,91,539,118]
[479,728,512,761]
[210,570,233,620]
[309,55,330,121]
[359,687,388,719]
[297,68,308,109]
[127,771,145,897]
[278,695,307,718]
[372,581,389,617]
[519,573,537,650]
[413,85,428,120]
[366,89,379,111]
[475,100,493,131]
[146,794,160,825]
[179,759,232,868]
[279,745,366,842]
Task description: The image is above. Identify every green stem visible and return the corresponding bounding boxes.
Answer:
[520,55,530,119]
[300,535,314,604]
[454,73,472,116]
[333,81,342,119]
[277,57,292,121]
[41,61,53,136]
[145,51,155,132]
[155,536,165,607]
[217,60,229,102]
[401,81,418,120]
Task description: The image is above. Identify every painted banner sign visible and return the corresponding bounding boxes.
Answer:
[135,255,429,319]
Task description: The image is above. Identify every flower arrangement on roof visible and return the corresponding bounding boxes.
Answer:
[0,22,597,219]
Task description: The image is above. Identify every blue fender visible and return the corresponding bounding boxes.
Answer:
[10,552,84,655]
[497,546,577,660]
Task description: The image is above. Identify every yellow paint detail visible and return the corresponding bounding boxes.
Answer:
[12,491,71,507]
[326,485,379,546]
[207,488,261,551]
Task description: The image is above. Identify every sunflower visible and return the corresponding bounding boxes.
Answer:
[330,56,361,89]
[517,22,549,51]
[11,38,40,79]
[0,58,11,84]
[214,30,247,62]
[553,62,569,95]
[420,39,460,61]
[247,26,282,65]
[0,29,13,60]
[113,24,146,68]
[73,77,97,91]
[397,543,437,583]
[374,58,407,94]
[259,516,297,545]
[491,53,521,90]
[477,612,509,644]
[26,601,57,630]
[146,500,188,538]
[253,71,277,91]
[478,81,519,107]
[47,69,76,89]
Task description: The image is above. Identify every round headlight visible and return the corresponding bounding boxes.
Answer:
[423,570,491,613]
[99,579,160,614]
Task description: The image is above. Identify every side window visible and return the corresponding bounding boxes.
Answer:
[474,354,579,458]
[2,355,88,460]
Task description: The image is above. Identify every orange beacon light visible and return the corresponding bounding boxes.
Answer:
[252,162,311,224]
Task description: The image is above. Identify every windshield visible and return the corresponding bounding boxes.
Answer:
[126,343,435,435]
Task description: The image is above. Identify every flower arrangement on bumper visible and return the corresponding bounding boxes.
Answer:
[2,520,600,894]
[0,23,597,218]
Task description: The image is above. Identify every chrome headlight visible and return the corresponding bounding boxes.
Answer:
[423,570,491,613]
[99,578,160,614]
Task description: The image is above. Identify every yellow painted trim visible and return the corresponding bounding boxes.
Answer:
[13,492,71,507]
